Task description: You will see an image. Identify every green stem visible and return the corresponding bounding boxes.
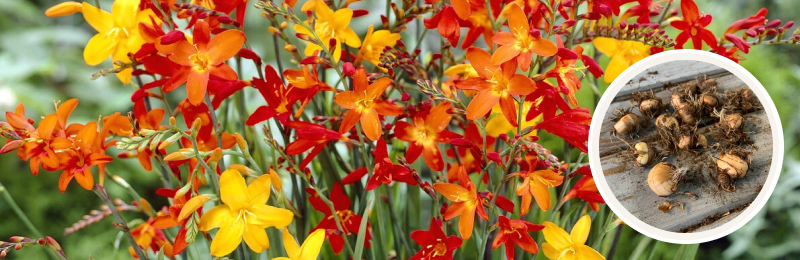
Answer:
[0,182,61,260]
[93,185,149,260]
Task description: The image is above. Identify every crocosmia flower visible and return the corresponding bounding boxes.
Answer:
[199,169,293,256]
[492,216,544,260]
[457,47,535,126]
[295,3,361,62]
[515,169,564,214]
[81,0,159,83]
[395,102,461,171]
[592,37,650,83]
[335,68,402,141]
[670,0,717,50]
[542,215,605,260]
[433,166,487,240]
[156,21,245,105]
[409,218,462,260]
[491,3,557,71]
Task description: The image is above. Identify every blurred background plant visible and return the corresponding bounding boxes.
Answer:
[0,0,799,259]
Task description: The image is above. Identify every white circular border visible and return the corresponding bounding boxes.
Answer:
[588,49,784,244]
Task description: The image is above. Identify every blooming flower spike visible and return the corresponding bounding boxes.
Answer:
[433,166,487,240]
[199,169,293,256]
[272,229,325,260]
[493,216,544,260]
[335,68,402,141]
[491,3,557,71]
[542,215,605,260]
[409,218,463,260]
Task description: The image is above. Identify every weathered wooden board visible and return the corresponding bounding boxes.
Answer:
[599,60,772,232]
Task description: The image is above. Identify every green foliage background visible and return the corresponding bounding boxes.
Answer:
[0,0,799,259]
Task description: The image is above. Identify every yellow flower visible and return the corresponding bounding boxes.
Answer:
[81,0,159,83]
[200,169,293,256]
[541,215,605,260]
[485,101,540,137]
[294,3,361,62]
[358,25,401,66]
[272,229,325,260]
[592,37,651,83]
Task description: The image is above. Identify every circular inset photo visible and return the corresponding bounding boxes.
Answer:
[589,50,783,244]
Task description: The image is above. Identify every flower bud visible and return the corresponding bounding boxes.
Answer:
[234,132,247,151]
[45,1,82,17]
[342,62,356,76]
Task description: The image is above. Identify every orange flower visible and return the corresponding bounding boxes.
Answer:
[394,102,461,171]
[491,3,557,71]
[515,169,564,214]
[156,21,245,105]
[334,68,402,141]
[433,166,487,240]
[129,212,179,258]
[12,99,79,176]
[56,121,113,192]
[457,47,535,126]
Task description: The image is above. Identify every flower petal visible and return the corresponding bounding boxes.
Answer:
[458,208,475,240]
[81,2,113,33]
[570,215,592,245]
[250,204,294,228]
[219,169,249,210]
[84,33,116,66]
[242,226,269,253]
[542,221,573,250]
[209,219,245,256]
[466,90,500,120]
[199,205,235,231]
[207,29,246,64]
[360,108,382,141]
[247,174,272,205]
[282,228,301,259]
[299,229,326,260]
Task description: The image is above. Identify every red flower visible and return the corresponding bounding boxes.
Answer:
[492,216,544,260]
[285,121,349,170]
[409,218,463,260]
[535,108,591,153]
[341,139,417,190]
[306,183,371,254]
[424,5,461,47]
[246,65,299,126]
[670,0,717,49]
[725,8,768,35]
[563,175,606,211]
